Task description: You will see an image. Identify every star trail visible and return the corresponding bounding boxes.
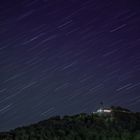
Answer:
[0,0,140,131]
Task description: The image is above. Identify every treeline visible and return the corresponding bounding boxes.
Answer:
[0,106,140,140]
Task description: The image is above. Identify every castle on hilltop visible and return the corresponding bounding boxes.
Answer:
[93,102,112,115]
[96,107,112,113]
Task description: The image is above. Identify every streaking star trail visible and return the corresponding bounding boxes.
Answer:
[0,0,140,131]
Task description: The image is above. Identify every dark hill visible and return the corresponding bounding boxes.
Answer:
[0,106,140,140]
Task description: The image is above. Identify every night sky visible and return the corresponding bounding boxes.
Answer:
[0,0,140,131]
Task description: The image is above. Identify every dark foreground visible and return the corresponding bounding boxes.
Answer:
[0,107,140,140]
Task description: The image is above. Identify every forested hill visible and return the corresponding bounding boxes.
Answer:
[0,107,140,140]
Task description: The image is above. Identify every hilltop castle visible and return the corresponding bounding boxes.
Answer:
[94,102,112,115]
